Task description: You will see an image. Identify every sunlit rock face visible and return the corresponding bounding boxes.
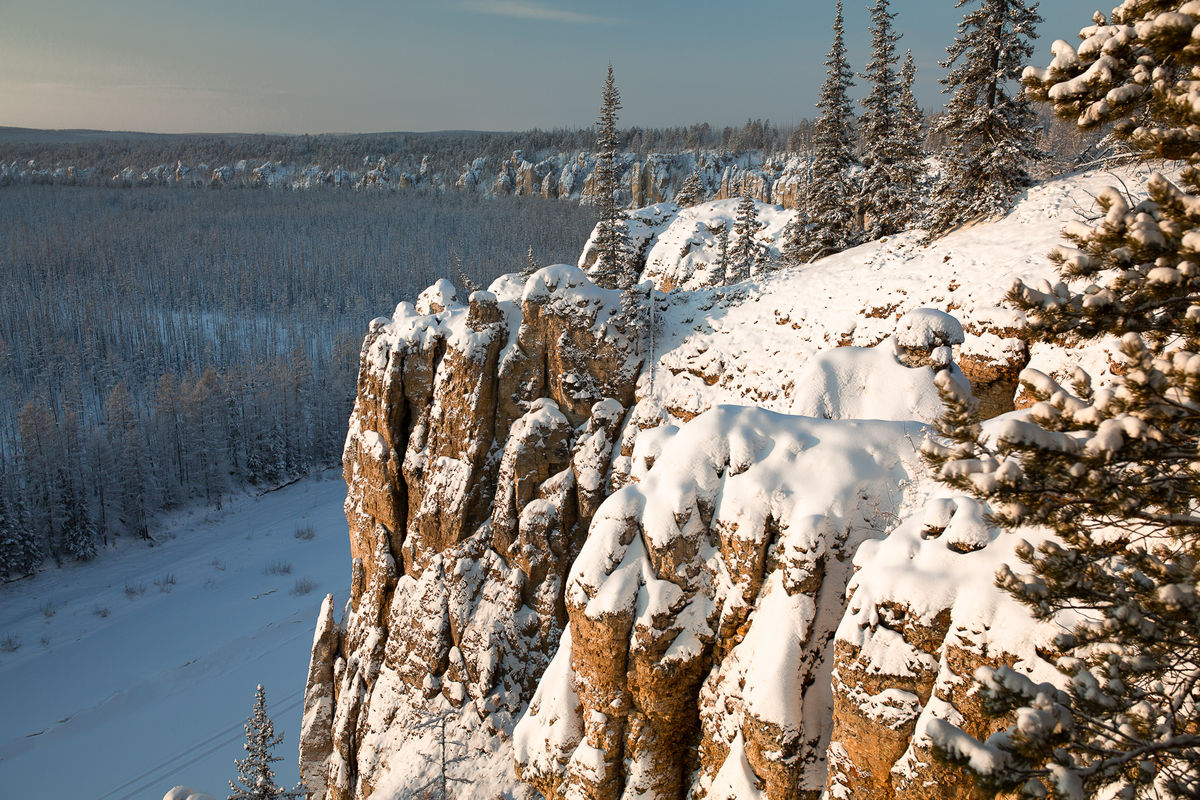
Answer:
[300,169,1115,799]
[299,267,639,799]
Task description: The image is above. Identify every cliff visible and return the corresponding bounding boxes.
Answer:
[299,267,639,799]
[299,166,1142,799]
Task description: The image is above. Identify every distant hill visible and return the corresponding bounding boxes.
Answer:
[0,126,180,145]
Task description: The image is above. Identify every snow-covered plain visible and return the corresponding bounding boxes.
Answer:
[0,472,348,799]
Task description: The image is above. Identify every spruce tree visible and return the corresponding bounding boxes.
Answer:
[589,65,634,290]
[892,50,928,231]
[926,0,1043,237]
[53,407,97,562]
[784,0,859,264]
[857,0,907,240]
[0,481,40,579]
[60,471,97,562]
[716,221,733,285]
[925,3,1200,796]
[675,169,704,207]
[729,194,766,282]
[229,684,301,800]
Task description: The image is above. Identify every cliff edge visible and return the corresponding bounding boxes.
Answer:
[300,166,1146,799]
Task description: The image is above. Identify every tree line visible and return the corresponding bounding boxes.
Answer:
[591,0,1090,292]
[780,0,1047,262]
[0,121,813,189]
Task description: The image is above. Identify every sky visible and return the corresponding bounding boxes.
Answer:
[1,0,1108,135]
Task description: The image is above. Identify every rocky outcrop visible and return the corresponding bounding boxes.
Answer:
[303,261,1042,798]
[300,596,341,800]
[826,488,1060,800]
[512,327,975,800]
[514,406,932,800]
[3,149,814,211]
[637,199,797,292]
[299,266,641,799]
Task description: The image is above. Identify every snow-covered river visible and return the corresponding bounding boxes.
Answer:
[0,472,349,799]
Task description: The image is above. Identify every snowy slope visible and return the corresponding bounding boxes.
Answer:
[0,473,349,800]
[635,164,1163,422]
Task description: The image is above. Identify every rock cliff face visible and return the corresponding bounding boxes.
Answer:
[513,407,932,800]
[825,474,1061,800]
[301,171,1127,799]
[299,267,640,799]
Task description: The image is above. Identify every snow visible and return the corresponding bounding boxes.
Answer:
[788,335,968,424]
[640,198,797,291]
[924,717,1004,775]
[894,308,965,349]
[838,481,1059,661]
[0,473,349,800]
[738,572,815,727]
[635,164,1166,425]
[707,732,764,800]
[512,629,582,777]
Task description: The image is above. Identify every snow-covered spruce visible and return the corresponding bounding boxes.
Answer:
[783,0,860,264]
[924,3,1200,798]
[927,0,1043,237]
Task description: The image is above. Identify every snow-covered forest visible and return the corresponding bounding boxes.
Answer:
[0,109,1095,199]
[0,187,597,574]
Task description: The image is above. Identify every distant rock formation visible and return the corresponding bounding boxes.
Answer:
[0,149,817,211]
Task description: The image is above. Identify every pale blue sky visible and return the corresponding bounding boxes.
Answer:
[0,0,1106,134]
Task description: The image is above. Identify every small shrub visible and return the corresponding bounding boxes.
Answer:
[293,525,316,541]
[291,577,317,596]
[93,604,111,619]
[154,573,176,593]
[124,582,146,599]
[0,635,20,653]
[39,600,57,619]
[210,558,226,571]
[264,560,293,576]
[40,636,50,647]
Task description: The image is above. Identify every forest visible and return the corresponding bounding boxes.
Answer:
[0,121,805,187]
[0,186,597,574]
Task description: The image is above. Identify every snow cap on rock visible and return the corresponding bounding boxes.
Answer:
[895,308,965,349]
[415,278,459,315]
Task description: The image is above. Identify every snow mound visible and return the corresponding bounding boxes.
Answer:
[895,308,964,349]
[788,332,968,423]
